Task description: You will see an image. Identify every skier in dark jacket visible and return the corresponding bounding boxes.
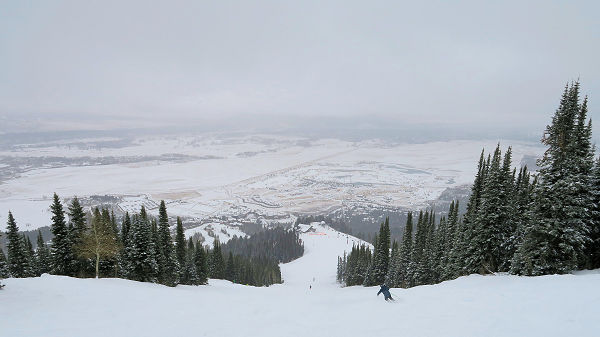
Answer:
[377,284,393,301]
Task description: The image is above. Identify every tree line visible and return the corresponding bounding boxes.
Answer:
[1,197,303,287]
[338,82,600,287]
[222,226,304,263]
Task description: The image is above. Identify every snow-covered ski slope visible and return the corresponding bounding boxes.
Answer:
[2,223,599,337]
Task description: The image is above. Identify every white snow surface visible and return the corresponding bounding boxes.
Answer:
[1,223,598,337]
[184,222,248,247]
[0,135,544,230]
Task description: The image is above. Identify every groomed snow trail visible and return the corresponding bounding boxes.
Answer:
[2,223,599,337]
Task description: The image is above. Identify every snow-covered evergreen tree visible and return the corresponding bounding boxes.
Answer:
[509,167,535,273]
[22,234,35,276]
[422,211,437,283]
[225,252,235,281]
[150,218,162,277]
[364,218,390,286]
[194,242,208,284]
[157,201,178,286]
[34,230,51,275]
[118,212,132,277]
[399,212,414,287]
[377,218,391,284]
[441,201,459,279]
[6,211,28,277]
[385,246,400,286]
[515,82,593,275]
[50,193,73,276]
[125,207,158,282]
[182,238,199,285]
[411,211,428,285]
[210,239,225,279]
[587,157,600,268]
[68,197,88,277]
[0,248,9,278]
[175,216,187,282]
[465,145,514,274]
[433,213,448,283]
[341,243,372,286]
[338,251,347,284]
[448,152,488,278]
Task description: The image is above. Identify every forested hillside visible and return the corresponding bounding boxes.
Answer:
[338,82,600,287]
[1,198,303,287]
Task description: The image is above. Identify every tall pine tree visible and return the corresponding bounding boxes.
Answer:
[175,216,187,281]
[210,239,225,279]
[364,218,390,286]
[194,242,208,284]
[125,207,158,282]
[50,193,73,276]
[587,157,600,268]
[68,197,89,277]
[515,82,594,275]
[6,212,28,277]
[0,248,9,278]
[35,230,51,275]
[157,201,178,286]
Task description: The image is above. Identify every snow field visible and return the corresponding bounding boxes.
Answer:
[0,136,544,231]
[2,223,599,337]
[184,222,248,247]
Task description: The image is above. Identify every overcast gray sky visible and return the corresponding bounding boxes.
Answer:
[1,0,598,136]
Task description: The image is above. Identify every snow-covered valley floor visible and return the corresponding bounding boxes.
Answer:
[2,224,599,337]
[0,135,544,231]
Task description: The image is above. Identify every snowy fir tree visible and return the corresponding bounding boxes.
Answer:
[50,193,74,276]
[225,251,235,282]
[0,247,9,278]
[68,197,89,277]
[194,242,208,284]
[22,234,35,276]
[410,211,428,286]
[587,157,600,268]
[6,211,29,278]
[432,212,447,283]
[125,207,159,282]
[386,212,413,287]
[363,218,390,286]
[343,243,371,286]
[175,216,187,281]
[399,212,414,287]
[157,200,179,286]
[34,230,51,275]
[182,238,200,285]
[118,212,132,277]
[209,239,225,279]
[465,145,514,274]
[514,82,594,275]
[441,201,459,279]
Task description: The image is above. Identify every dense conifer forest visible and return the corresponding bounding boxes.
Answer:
[0,197,303,287]
[222,227,304,263]
[338,82,600,287]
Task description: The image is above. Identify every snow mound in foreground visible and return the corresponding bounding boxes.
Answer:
[1,224,599,337]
